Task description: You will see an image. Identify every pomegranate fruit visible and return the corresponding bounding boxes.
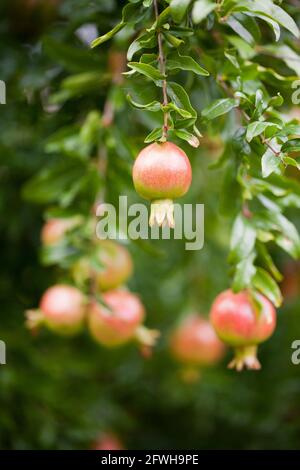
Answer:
[41,218,77,246]
[26,285,86,335]
[72,240,133,291]
[132,142,192,227]
[92,433,124,451]
[170,315,225,366]
[88,290,158,348]
[210,289,276,371]
[96,240,133,291]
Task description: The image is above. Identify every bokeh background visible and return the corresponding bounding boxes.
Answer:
[0,0,300,450]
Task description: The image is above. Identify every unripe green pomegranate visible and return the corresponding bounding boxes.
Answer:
[170,315,225,366]
[132,142,192,227]
[210,289,276,371]
[26,285,86,336]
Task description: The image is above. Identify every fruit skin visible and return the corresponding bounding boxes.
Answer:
[170,315,225,366]
[92,433,124,451]
[133,142,192,201]
[39,285,86,335]
[210,289,276,371]
[97,241,133,291]
[41,218,76,246]
[132,142,192,227]
[88,290,145,347]
[72,241,133,292]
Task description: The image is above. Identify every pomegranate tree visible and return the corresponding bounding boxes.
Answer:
[210,289,276,371]
[132,142,192,227]
[26,285,86,335]
[88,289,158,348]
[170,315,225,367]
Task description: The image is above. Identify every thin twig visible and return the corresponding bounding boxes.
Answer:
[154,0,169,139]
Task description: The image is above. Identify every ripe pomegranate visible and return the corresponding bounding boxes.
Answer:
[96,241,133,291]
[88,290,158,348]
[210,289,276,371]
[72,241,133,291]
[26,285,86,335]
[92,433,124,451]
[170,315,225,366]
[41,218,77,246]
[132,142,192,227]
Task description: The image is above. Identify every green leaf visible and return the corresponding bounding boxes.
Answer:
[126,94,161,112]
[91,22,125,48]
[247,12,280,42]
[170,0,192,23]
[229,214,256,264]
[282,156,300,171]
[127,33,157,61]
[127,62,166,82]
[256,243,282,282]
[227,35,255,59]
[246,121,279,142]
[281,139,300,154]
[192,0,216,24]
[164,103,192,118]
[173,129,200,148]
[234,0,300,39]
[167,82,197,128]
[252,267,282,307]
[262,45,300,77]
[261,148,281,178]
[232,252,256,292]
[276,125,300,138]
[163,32,184,48]
[144,127,163,143]
[91,3,142,48]
[273,212,300,259]
[202,98,238,120]
[167,51,209,76]
[226,15,255,44]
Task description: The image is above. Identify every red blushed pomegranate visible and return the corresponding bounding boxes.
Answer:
[132,142,192,227]
[88,290,159,348]
[26,285,86,335]
[210,289,276,371]
[41,218,76,245]
[96,241,133,291]
[92,433,124,451]
[170,315,225,367]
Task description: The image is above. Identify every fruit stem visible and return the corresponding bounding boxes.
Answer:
[153,0,169,140]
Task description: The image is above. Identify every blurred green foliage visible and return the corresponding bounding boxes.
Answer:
[0,0,300,450]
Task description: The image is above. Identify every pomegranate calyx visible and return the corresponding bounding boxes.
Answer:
[228,345,261,371]
[135,325,160,348]
[25,309,44,330]
[149,199,174,228]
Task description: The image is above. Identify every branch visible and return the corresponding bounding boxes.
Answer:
[153,0,169,140]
